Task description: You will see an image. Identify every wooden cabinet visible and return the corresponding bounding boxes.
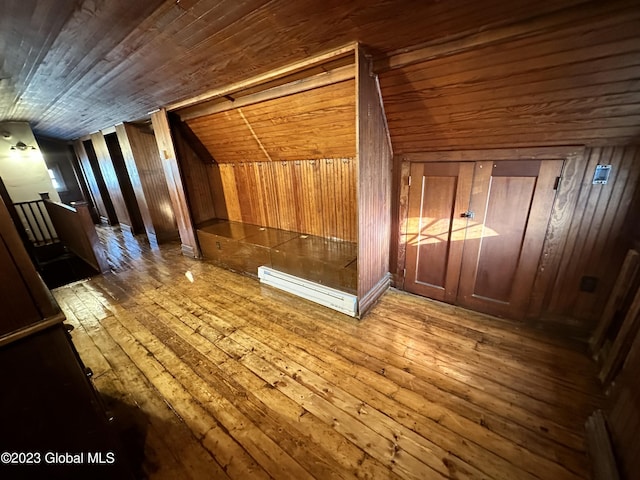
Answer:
[405,158,563,319]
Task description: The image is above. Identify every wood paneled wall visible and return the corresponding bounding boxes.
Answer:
[171,119,223,227]
[186,80,356,163]
[178,78,359,242]
[116,123,178,243]
[379,2,640,152]
[103,132,146,234]
[73,140,114,224]
[379,1,640,329]
[150,109,200,258]
[538,146,640,328]
[114,124,156,240]
[357,52,393,307]
[391,146,640,329]
[89,132,132,229]
[217,159,357,242]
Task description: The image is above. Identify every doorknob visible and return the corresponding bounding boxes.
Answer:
[460,211,475,219]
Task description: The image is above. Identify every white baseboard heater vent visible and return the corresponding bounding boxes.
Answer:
[258,266,358,317]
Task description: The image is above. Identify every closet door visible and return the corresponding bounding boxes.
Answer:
[404,162,473,302]
[457,160,563,319]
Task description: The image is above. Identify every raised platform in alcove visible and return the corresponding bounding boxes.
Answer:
[196,219,357,294]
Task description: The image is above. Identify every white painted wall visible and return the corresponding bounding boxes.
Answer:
[0,122,61,203]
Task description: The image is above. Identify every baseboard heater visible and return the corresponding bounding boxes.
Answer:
[257,266,358,317]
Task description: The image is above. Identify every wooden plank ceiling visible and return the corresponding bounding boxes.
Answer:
[186,80,356,163]
[379,1,640,151]
[0,0,594,141]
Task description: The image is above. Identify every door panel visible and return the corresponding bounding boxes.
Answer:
[474,175,536,301]
[404,158,563,320]
[457,160,563,318]
[404,162,472,302]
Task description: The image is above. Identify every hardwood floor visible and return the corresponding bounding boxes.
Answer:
[52,226,603,480]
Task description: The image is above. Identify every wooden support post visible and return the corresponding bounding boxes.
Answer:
[590,249,640,356]
[599,285,640,384]
[150,109,200,258]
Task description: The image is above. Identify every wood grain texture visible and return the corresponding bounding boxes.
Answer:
[599,284,640,384]
[150,109,200,257]
[545,146,640,328]
[590,249,640,355]
[52,225,603,480]
[0,194,60,337]
[217,159,357,242]
[114,124,157,240]
[119,123,179,242]
[171,119,221,226]
[90,133,133,229]
[176,60,355,119]
[44,200,109,274]
[404,162,473,304]
[2,0,594,140]
[186,80,356,163]
[357,51,392,305]
[0,211,42,335]
[379,2,640,151]
[73,140,113,224]
[393,146,640,330]
[103,132,147,234]
[608,325,640,480]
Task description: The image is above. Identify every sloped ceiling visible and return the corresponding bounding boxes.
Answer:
[379,2,640,151]
[0,0,592,141]
[186,80,356,162]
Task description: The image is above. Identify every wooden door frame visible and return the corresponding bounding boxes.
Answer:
[391,146,585,319]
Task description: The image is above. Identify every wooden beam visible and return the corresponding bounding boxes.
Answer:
[167,42,358,112]
[402,146,584,163]
[374,1,628,72]
[590,249,640,356]
[179,65,355,121]
[599,284,640,384]
[150,109,200,258]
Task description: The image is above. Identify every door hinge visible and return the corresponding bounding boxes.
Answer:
[553,176,561,190]
[408,175,411,186]
[403,268,407,278]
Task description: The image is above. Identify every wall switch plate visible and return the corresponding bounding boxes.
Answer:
[593,165,612,184]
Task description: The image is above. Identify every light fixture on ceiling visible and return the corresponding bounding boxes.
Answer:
[10,141,36,151]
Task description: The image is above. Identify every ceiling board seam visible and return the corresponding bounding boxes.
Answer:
[237,108,272,162]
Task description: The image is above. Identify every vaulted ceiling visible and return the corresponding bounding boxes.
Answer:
[1,0,598,141]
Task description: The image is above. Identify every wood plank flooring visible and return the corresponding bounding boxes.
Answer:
[52,226,603,479]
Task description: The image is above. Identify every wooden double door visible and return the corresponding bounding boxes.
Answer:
[404,159,563,319]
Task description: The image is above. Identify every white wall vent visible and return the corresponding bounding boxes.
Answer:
[258,266,357,317]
